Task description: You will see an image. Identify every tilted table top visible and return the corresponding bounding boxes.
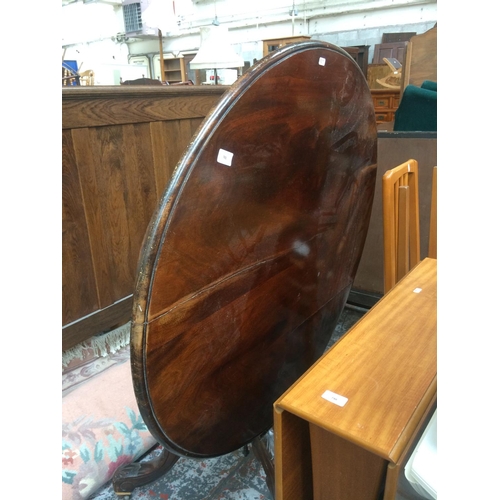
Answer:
[129,41,378,458]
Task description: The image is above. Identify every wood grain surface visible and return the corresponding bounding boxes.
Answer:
[131,41,378,457]
[353,135,437,295]
[401,26,437,91]
[62,87,225,350]
[276,258,436,462]
[62,86,228,129]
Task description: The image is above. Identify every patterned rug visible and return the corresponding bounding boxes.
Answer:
[90,444,272,500]
[84,306,367,500]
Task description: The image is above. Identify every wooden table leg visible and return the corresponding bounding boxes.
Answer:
[252,434,276,499]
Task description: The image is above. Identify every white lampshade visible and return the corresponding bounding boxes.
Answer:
[190,25,244,70]
[140,0,177,34]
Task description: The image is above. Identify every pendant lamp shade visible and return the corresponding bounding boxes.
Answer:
[190,25,244,70]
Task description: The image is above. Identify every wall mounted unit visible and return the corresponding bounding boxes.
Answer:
[122,0,159,38]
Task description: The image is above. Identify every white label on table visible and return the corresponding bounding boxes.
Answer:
[217,148,234,166]
[318,57,326,66]
[413,287,422,293]
[321,390,348,407]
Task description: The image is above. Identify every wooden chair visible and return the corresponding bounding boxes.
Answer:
[79,69,94,86]
[382,159,420,293]
[428,166,437,259]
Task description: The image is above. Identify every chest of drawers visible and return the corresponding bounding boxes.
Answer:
[371,89,401,123]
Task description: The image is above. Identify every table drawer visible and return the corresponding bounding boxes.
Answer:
[375,111,393,123]
[373,96,391,109]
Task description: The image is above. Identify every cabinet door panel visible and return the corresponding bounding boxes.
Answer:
[373,42,408,65]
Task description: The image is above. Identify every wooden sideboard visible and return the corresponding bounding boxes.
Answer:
[274,258,437,499]
[262,36,312,56]
[371,89,400,124]
[62,85,228,351]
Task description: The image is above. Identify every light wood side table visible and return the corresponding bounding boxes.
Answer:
[274,258,437,500]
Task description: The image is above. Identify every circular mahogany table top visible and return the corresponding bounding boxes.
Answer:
[130,41,377,458]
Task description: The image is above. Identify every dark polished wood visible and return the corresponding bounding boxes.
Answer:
[121,77,164,86]
[252,435,276,499]
[131,41,377,460]
[113,447,179,495]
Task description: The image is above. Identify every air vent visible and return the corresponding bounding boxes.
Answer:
[123,2,142,33]
[122,0,159,38]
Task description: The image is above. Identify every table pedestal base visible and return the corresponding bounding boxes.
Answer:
[112,435,276,498]
[113,447,179,497]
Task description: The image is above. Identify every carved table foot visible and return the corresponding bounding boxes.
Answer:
[113,446,179,497]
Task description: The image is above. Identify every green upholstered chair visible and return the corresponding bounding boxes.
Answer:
[394,80,437,132]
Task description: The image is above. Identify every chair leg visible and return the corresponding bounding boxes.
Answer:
[113,446,179,497]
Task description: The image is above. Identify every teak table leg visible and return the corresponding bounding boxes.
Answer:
[252,435,276,499]
[309,424,387,500]
[113,446,179,497]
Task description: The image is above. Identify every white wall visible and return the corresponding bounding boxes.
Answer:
[62,1,125,47]
[63,39,130,73]
[62,0,437,81]
[62,1,130,77]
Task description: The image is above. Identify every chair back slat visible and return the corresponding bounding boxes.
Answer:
[396,185,410,283]
[428,166,437,259]
[382,159,420,293]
